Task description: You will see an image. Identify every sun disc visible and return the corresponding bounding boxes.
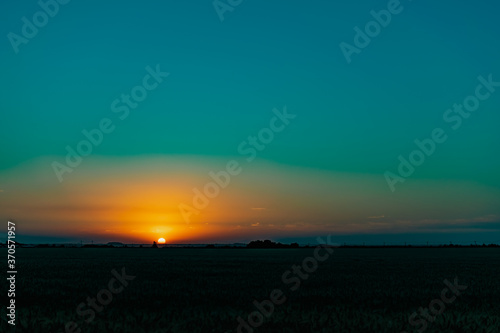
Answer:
[158,238,166,244]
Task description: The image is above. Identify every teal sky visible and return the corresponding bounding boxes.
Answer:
[1,0,500,244]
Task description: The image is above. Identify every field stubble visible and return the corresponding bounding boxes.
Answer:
[1,248,499,333]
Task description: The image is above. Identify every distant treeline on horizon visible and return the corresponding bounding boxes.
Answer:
[2,239,499,249]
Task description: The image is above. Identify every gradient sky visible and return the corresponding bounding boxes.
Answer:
[1,0,500,244]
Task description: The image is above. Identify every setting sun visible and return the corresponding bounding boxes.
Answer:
[158,238,166,244]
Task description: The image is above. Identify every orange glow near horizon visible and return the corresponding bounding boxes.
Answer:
[2,156,499,244]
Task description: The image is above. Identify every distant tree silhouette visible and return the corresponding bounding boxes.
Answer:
[152,241,158,248]
[247,240,300,249]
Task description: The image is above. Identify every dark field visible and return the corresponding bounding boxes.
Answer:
[2,248,499,333]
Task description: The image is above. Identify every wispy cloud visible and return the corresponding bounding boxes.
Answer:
[368,215,385,219]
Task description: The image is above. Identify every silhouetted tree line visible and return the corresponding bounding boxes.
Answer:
[4,241,498,249]
[246,240,300,249]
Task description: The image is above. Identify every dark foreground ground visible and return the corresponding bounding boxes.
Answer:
[1,248,499,333]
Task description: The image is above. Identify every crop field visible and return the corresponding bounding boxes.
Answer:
[1,248,499,333]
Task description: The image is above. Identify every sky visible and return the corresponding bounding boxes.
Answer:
[1,0,500,245]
